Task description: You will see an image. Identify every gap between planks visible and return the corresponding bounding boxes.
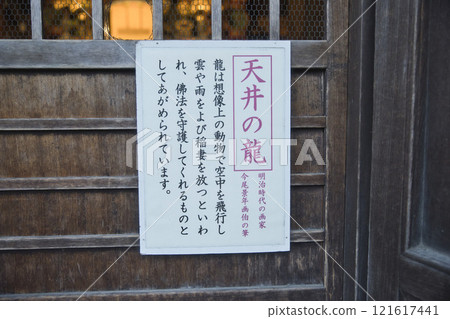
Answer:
[0,116,325,131]
[0,229,325,250]
[0,174,325,191]
[0,284,326,300]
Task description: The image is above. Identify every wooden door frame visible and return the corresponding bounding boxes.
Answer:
[344,0,450,300]
[343,0,376,301]
[344,0,422,301]
[366,0,424,300]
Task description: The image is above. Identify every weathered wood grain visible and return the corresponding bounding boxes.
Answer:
[0,41,137,69]
[290,41,328,68]
[0,229,324,250]
[0,284,326,301]
[0,71,136,118]
[396,0,450,301]
[0,0,350,301]
[0,40,327,69]
[0,190,138,236]
[290,186,324,229]
[30,0,42,40]
[152,0,163,40]
[416,0,450,254]
[211,0,222,40]
[0,243,324,294]
[270,0,280,40]
[343,0,375,301]
[404,246,450,276]
[290,129,325,174]
[0,176,137,191]
[324,0,348,301]
[291,116,326,129]
[0,174,324,191]
[290,174,325,186]
[399,256,450,301]
[291,69,325,116]
[0,184,323,238]
[367,0,419,300]
[92,0,103,40]
[0,132,136,178]
[0,234,139,250]
[0,118,136,131]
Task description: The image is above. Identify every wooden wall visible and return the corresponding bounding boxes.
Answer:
[0,0,348,300]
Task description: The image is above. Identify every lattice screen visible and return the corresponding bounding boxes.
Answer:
[0,0,327,40]
[0,0,32,39]
[42,0,93,39]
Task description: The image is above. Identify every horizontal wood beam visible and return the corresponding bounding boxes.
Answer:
[291,116,326,128]
[0,117,324,131]
[399,255,450,300]
[0,176,138,191]
[0,40,328,69]
[291,41,328,68]
[403,246,450,275]
[0,234,139,250]
[291,228,325,243]
[0,40,137,69]
[0,229,324,250]
[0,284,326,301]
[0,174,324,191]
[291,173,325,186]
[0,118,137,131]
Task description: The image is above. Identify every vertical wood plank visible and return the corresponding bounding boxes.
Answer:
[325,0,348,301]
[152,0,163,40]
[269,0,280,40]
[30,0,42,40]
[92,0,104,40]
[367,0,420,300]
[344,0,375,301]
[211,0,222,40]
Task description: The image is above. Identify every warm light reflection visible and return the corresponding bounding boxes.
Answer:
[191,0,211,13]
[106,0,213,40]
[43,0,92,39]
[78,12,87,21]
[109,0,153,40]
[53,0,65,10]
[176,0,191,16]
[69,2,84,12]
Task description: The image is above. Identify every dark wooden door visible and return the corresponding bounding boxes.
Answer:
[365,0,450,300]
[0,0,348,300]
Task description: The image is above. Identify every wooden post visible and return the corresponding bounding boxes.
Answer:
[212,0,222,40]
[92,0,104,39]
[152,0,163,40]
[270,0,280,40]
[31,0,42,40]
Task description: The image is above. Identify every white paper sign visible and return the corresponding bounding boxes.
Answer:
[136,41,290,255]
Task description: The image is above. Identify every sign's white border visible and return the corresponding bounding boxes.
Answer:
[136,41,291,255]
